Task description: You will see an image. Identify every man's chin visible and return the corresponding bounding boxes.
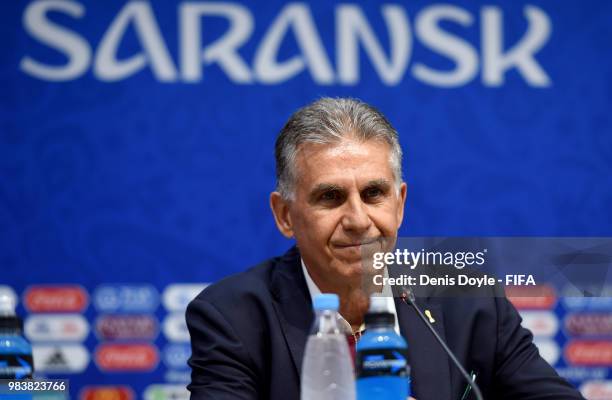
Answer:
[338,260,379,279]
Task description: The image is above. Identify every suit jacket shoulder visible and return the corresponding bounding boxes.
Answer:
[186,247,309,400]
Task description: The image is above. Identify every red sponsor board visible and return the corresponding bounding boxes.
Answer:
[506,285,556,310]
[80,386,134,400]
[95,344,158,371]
[565,314,612,337]
[96,315,158,340]
[564,341,612,366]
[24,285,88,313]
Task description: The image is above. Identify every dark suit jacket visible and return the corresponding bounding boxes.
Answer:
[186,247,584,400]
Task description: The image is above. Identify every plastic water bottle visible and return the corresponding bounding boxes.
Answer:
[0,293,34,379]
[301,293,355,400]
[356,296,410,400]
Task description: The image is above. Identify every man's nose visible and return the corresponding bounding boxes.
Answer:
[340,195,372,233]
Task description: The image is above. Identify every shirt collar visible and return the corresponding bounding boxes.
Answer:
[300,258,400,335]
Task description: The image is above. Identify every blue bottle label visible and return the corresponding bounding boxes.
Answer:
[0,354,34,379]
[356,349,410,378]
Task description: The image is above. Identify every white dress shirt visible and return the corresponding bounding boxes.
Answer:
[301,258,400,335]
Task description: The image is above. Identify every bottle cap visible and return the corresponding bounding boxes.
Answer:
[0,294,21,332]
[368,296,389,313]
[365,295,395,326]
[313,293,339,311]
[0,293,16,316]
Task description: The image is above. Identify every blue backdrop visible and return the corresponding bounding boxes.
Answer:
[1,1,611,399]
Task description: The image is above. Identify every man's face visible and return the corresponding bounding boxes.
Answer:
[278,138,407,289]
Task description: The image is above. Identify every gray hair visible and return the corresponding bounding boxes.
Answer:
[275,97,403,200]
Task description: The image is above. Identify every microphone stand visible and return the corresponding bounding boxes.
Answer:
[402,287,485,400]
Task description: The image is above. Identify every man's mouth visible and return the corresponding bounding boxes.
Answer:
[333,238,380,248]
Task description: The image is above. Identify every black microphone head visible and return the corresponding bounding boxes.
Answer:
[400,286,416,303]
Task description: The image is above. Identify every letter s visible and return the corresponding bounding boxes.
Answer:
[20,0,91,81]
[412,5,478,87]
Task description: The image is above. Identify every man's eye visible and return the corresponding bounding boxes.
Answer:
[320,191,341,201]
[364,187,383,199]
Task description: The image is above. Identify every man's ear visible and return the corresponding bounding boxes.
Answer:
[270,192,294,238]
[397,182,407,228]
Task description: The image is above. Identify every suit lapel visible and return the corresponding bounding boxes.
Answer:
[395,297,452,400]
[269,247,455,398]
[270,247,312,378]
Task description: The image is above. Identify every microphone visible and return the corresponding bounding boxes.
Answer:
[401,287,484,400]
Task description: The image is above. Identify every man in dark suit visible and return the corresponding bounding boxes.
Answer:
[186,98,584,399]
